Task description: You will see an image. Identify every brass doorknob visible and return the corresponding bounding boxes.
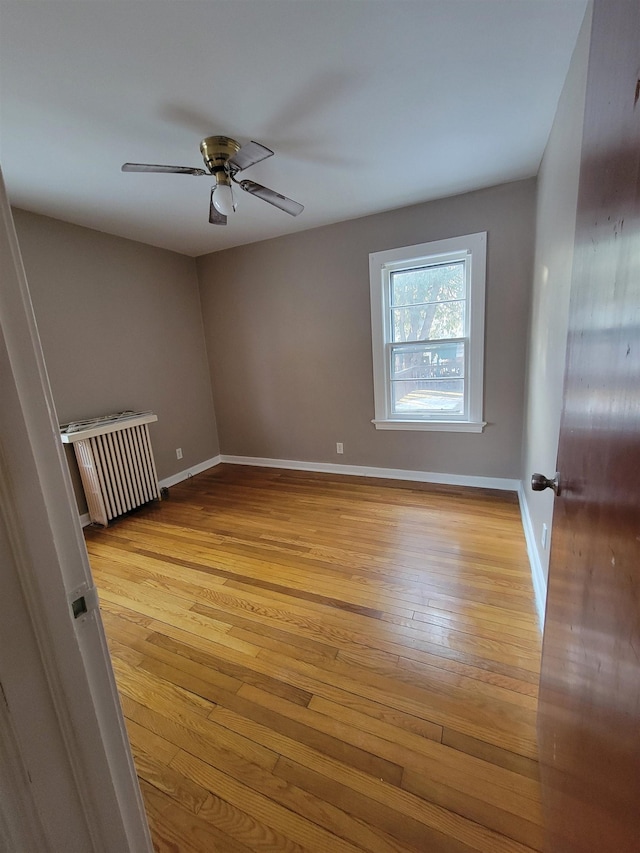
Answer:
[531,472,561,496]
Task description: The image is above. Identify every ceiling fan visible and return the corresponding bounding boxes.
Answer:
[122,135,304,225]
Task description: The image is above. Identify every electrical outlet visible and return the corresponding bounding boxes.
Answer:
[336,442,344,454]
[176,448,183,460]
[541,523,548,549]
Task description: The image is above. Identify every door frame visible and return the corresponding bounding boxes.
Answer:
[0,167,152,852]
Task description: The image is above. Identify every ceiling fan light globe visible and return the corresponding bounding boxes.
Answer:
[212,184,234,217]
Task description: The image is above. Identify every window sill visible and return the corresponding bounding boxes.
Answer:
[372,419,486,433]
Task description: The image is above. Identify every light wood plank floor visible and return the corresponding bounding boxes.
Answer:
[86,464,543,853]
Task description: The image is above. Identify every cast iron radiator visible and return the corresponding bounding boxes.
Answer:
[61,411,160,526]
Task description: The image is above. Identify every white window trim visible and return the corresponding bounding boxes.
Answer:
[369,232,487,432]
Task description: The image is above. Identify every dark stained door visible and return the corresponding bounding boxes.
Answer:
[537,2,640,851]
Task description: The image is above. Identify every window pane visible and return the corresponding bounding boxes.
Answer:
[391,379,464,415]
[391,342,464,380]
[391,300,464,342]
[390,262,465,307]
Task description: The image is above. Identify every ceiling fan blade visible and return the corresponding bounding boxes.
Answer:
[122,163,207,176]
[227,141,274,173]
[209,189,227,225]
[238,180,304,216]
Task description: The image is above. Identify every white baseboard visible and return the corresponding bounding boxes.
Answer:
[517,482,547,630]
[158,455,222,489]
[220,454,520,492]
[79,512,91,528]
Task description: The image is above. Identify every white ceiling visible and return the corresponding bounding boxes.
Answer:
[0,0,587,258]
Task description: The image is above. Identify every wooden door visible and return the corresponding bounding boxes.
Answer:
[537,2,640,851]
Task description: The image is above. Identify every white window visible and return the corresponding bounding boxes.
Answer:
[369,232,486,432]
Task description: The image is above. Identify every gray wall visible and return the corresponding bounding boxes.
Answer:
[197,179,536,480]
[13,210,219,512]
[520,6,592,583]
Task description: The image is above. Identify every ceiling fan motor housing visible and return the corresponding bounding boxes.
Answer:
[199,136,241,176]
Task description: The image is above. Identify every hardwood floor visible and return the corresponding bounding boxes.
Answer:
[86,464,542,853]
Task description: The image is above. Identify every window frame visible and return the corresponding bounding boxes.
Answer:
[369,232,487,432]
